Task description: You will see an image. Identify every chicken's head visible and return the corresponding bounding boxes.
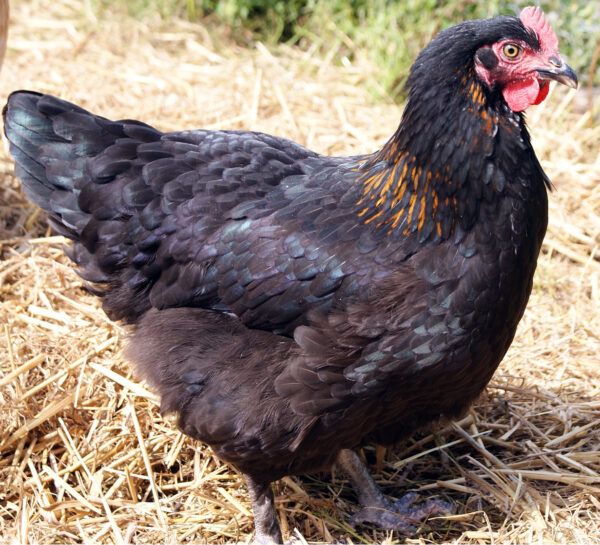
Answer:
[474,6,577,112]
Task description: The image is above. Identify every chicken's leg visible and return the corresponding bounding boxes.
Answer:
[336,449,451,530]
[245,474,283,545]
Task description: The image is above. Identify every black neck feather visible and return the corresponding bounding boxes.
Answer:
[353,15,546,244]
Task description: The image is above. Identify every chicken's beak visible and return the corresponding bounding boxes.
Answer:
[536,57,578,88]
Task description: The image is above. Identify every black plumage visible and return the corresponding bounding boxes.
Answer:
[4,7,577,544]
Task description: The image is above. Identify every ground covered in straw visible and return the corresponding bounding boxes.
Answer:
[1,1,599,543]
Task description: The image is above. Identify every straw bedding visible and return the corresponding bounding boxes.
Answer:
[1,1,599,543]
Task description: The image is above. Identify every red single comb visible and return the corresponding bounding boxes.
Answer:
[520,6,559,52]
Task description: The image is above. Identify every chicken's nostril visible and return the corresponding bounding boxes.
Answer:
[549,56,562,67]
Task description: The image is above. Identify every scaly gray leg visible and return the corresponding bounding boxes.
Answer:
[245,474,283,545]
[336,449,451,530]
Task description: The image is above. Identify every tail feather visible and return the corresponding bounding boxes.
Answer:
[4,91,165,321]
[4,92,158,229]
[5,102,57,208]
[4,92,96,224]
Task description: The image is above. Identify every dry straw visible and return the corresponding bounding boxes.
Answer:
[1,1,599,543]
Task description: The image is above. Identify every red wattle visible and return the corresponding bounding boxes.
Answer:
[534,81,549,105]
[502,77,548,112]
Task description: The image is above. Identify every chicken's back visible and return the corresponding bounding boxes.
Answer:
[4,91,368,332]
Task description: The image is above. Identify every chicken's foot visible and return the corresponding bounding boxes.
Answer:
[336,449,451,531]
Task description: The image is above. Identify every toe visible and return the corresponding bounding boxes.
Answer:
[351,495,452,531]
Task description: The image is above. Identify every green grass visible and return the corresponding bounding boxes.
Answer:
[95,0,600,98]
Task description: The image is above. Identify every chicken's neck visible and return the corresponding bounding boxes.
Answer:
[354,70,528,243]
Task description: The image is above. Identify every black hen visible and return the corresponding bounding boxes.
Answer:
[4,6,577,543]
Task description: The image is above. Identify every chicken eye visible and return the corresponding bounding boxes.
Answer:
[502,43,521,59]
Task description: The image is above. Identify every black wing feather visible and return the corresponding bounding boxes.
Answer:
[4,91,397,329]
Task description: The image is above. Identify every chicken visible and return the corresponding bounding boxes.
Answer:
[3,6,577,543]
